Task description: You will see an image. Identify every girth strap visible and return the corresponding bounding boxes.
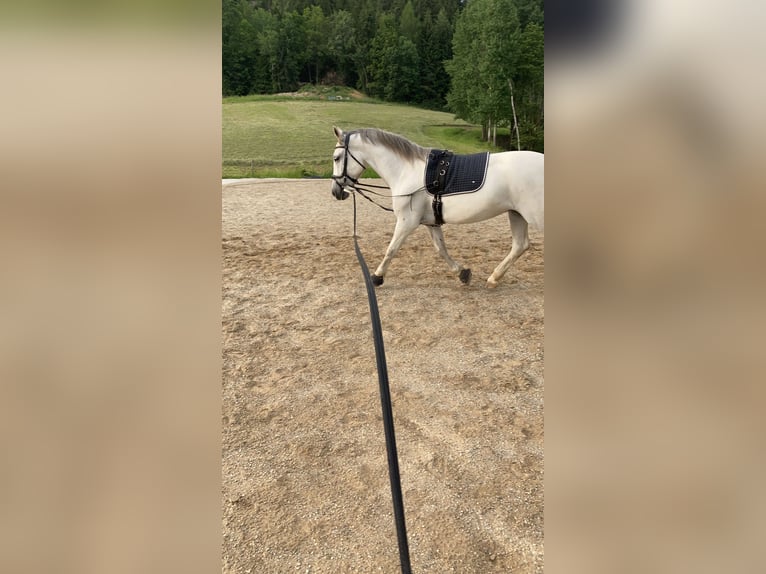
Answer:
[431,151,453,226]
[433,195,444,226]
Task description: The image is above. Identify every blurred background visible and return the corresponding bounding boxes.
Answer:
[546,1,766,572]
[0,3,222,574]
[0,1,764,572]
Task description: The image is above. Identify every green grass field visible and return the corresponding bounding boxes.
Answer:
[223,92,506,178]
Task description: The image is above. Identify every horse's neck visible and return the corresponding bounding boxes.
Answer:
[361,144,422,192]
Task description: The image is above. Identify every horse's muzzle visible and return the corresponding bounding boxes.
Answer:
[331,180,350,200]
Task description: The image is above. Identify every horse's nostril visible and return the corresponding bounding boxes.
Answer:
[331,185,348,200]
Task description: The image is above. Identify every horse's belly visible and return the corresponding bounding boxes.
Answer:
[441,188,512,224]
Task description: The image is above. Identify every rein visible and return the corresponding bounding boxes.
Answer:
[347,181,428,213]
[350,192,413,574]
[349,183,394,212]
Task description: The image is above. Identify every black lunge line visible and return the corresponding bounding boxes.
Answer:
[352,193,412,574]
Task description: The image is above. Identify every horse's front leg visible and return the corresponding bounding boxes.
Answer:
[427,226,471,284]
[371,217,420,286]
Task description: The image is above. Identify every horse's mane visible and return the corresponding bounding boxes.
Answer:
[352,128,429,163]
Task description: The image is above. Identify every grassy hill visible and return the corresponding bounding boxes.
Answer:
[223,90,506,178]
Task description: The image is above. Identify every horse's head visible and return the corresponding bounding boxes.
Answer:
[331,126,365,200]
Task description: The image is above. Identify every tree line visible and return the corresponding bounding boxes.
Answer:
[223,0,543,150]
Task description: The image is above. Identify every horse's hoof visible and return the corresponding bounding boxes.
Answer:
[371,274,384,286]
[487,277,498,289]
[459,268,472,284]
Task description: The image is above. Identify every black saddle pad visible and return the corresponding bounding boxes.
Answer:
[425,149,490,196]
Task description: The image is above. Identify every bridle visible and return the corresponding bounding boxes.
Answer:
[332,131,395,211]
[331,130,428,213]
[333,131,366,190]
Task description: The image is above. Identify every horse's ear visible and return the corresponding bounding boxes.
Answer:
[333,126,343,142]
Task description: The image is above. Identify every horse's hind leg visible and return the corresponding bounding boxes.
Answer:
[487,210,529,288]
[427,225,471,284]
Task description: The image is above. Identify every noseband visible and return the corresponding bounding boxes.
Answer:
[333,132,366,188]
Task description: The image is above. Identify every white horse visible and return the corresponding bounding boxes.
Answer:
[330,126,543,287]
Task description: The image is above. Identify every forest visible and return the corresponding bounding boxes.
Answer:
[223,0,543,150]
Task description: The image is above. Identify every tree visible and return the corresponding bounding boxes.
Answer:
[399,0,420,44]
[351,3,378,92]
[258,9,305,92]
[417,7,453,109]
[515,20,544,149]
[389,36,421,102]
[445,0,546,150]
[445,0,487,127]
[302,5,330,84]
[221,0,543,130]
[223,0,257,96]
[515,0,544,28]
[327,10,358,86]
[367,13,421,103]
